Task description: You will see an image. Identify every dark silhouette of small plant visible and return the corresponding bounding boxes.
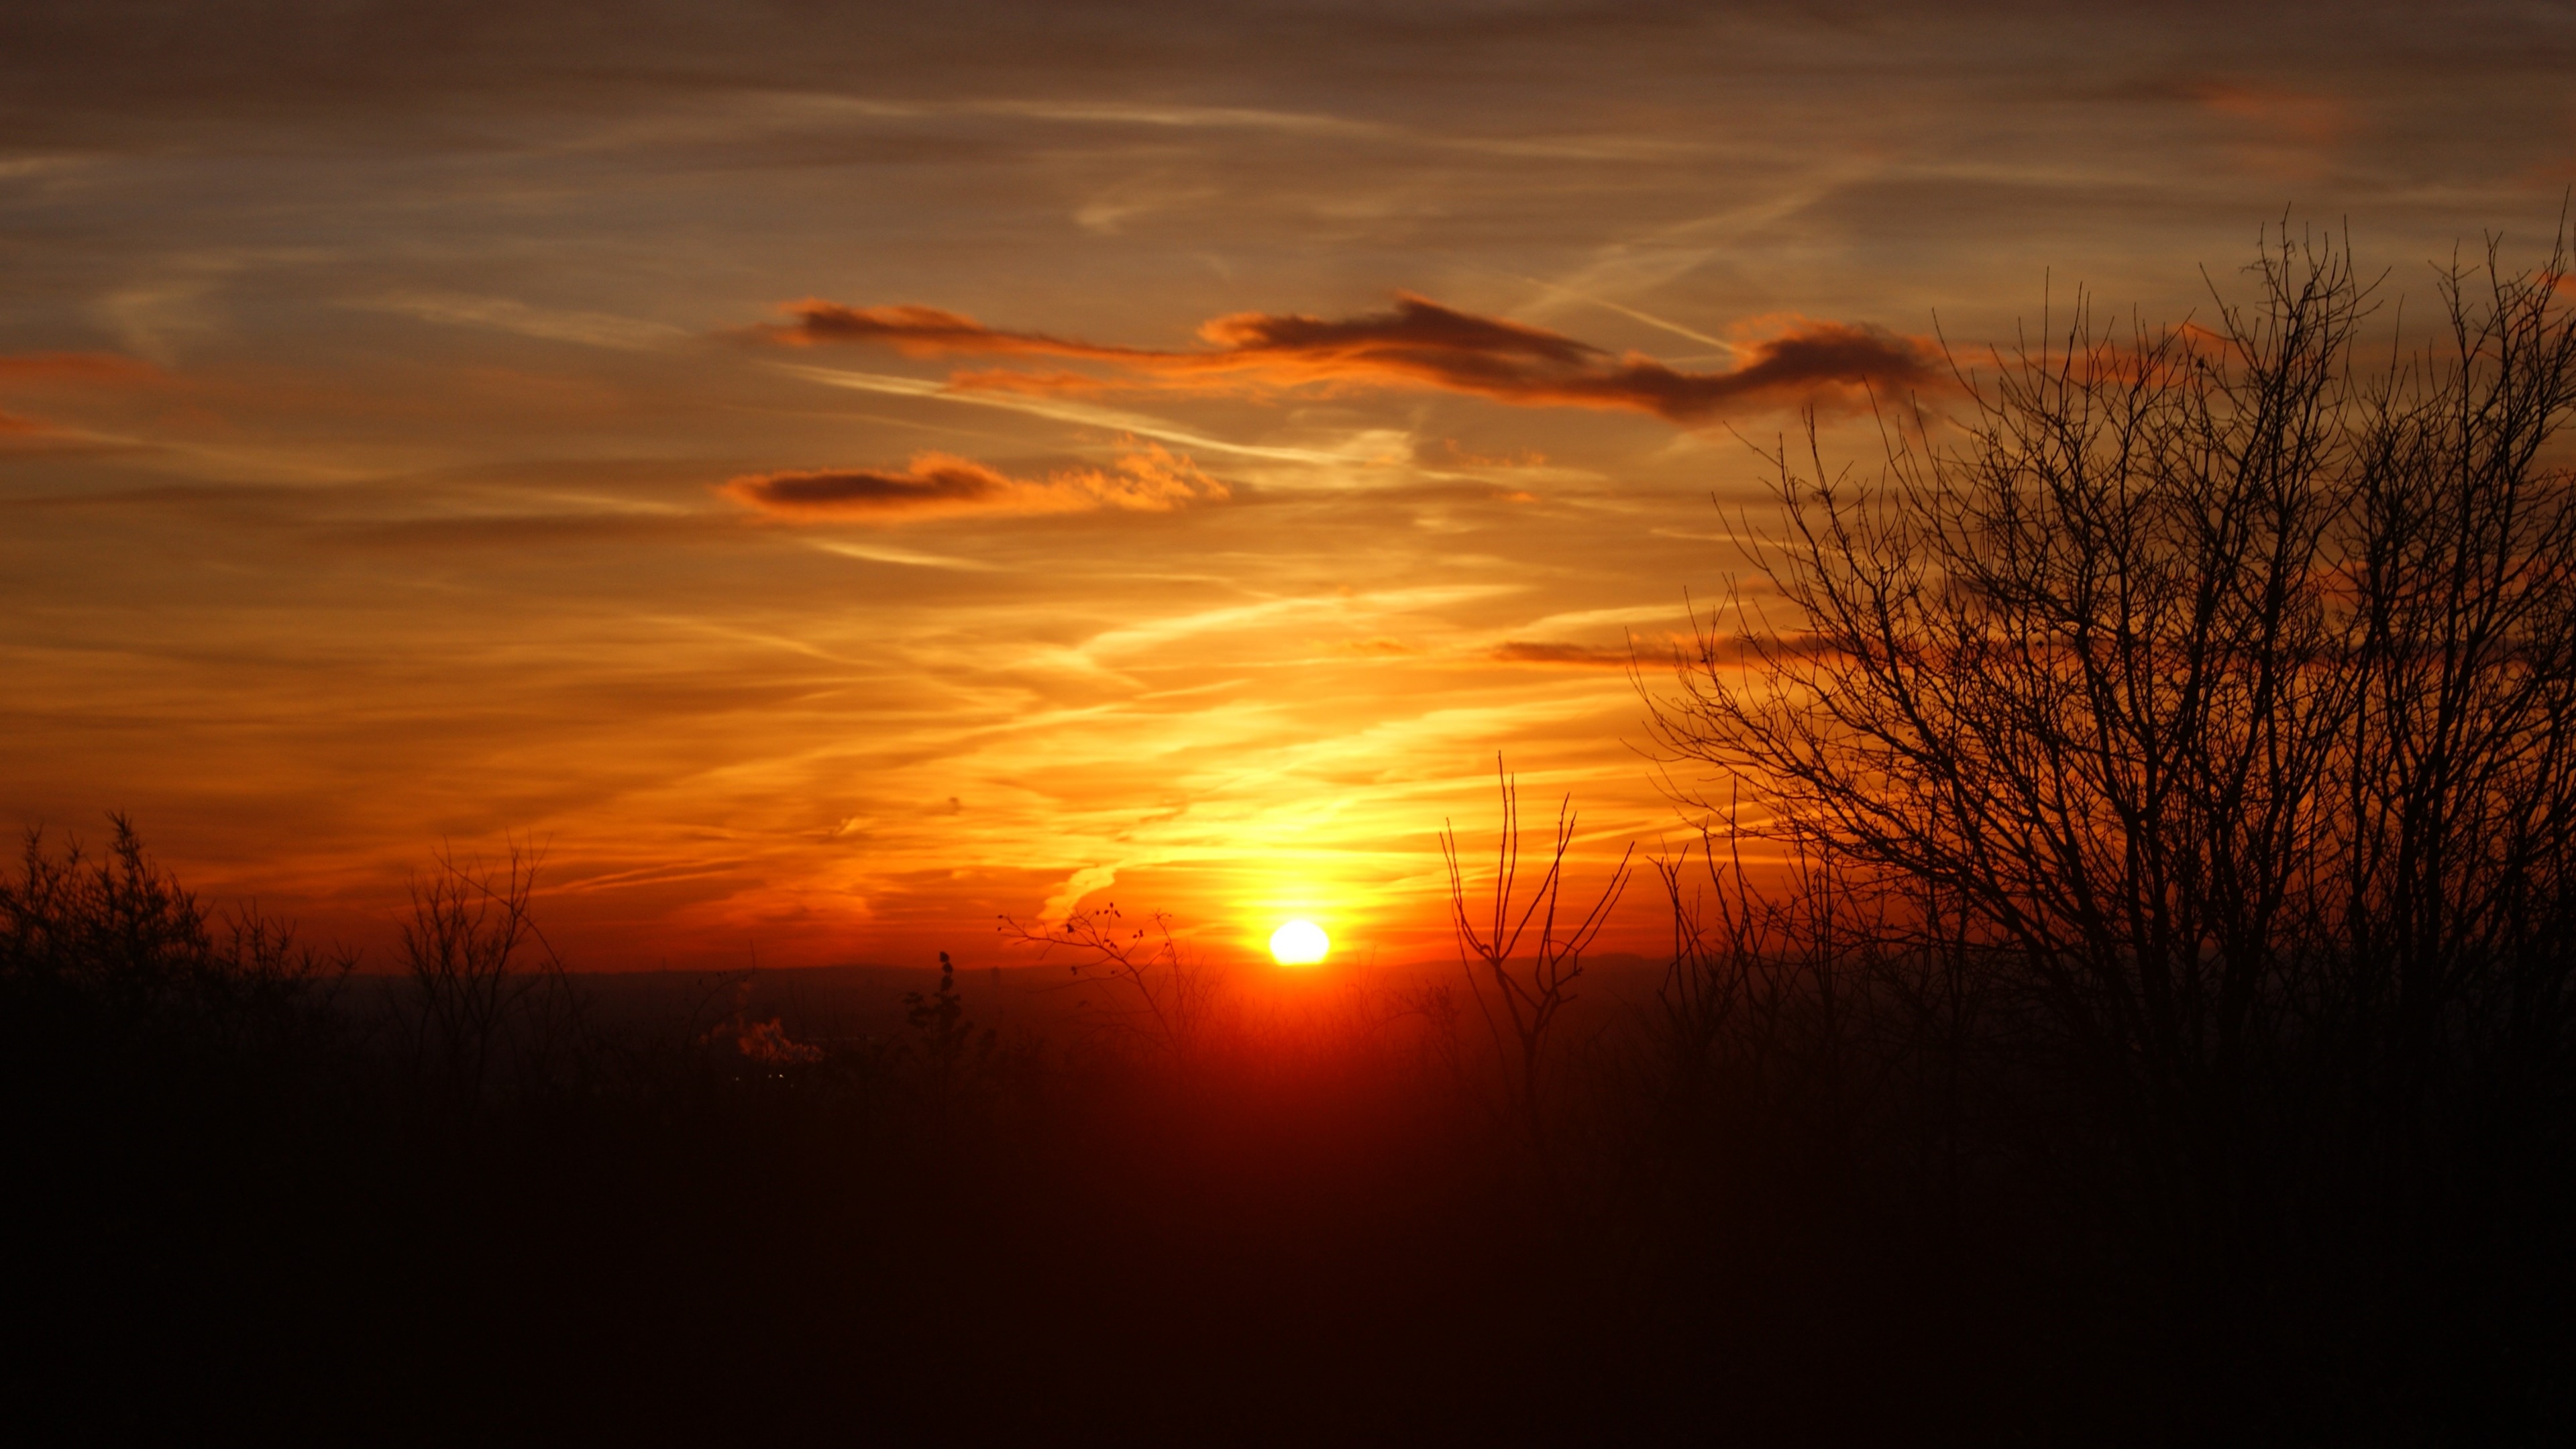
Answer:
[903,951,995,1084]
[1000,905,1217,1057]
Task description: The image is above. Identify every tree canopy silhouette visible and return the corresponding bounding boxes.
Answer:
[1647,226,2576,1258]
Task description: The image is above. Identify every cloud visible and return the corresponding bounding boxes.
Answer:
[0,352,159,383]
[765,302,1149,361]
[1490,640,1638,667]
[2191,80,2350,146]
[1335,636,1418,656]
[722,441,1228,524]
[804,539,999,572]
[0,354,160,444]
[756,294,1942,423]
[351,291,688,350]
[1492,632,1792,668]
[97,278,223,366]
[769,362,1371,466]
[1039,864,1118,926]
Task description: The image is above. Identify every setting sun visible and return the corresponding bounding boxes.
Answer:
[1269,918,1330,966]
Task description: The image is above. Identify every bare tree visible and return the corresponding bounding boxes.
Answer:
[1441,756,1634,1143]
[398,841,576,1112]
[1000,903,1218,1059]
[1644,223,2576,1247]
[2333,236,2576,1124]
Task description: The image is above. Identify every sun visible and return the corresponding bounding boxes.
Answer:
[1269,918,1330,966]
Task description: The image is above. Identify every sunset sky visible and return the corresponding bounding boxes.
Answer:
[5,2,2573,969]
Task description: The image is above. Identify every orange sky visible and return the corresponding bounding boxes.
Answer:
[5,3,2573,969]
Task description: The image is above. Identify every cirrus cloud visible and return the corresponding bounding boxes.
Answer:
[753,294,1942,423]
[0,351,160,384]
[1489,640,1640,667]
[721,441,1228,524]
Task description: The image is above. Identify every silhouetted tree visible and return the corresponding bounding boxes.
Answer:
[1441,755,1633,1144]
[396,841,579,1112]
[1645,225,2576,1277]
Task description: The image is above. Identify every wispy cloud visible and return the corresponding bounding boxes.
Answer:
[755,293,1941,423]
[0,352,160,383]
[1518,603,1690,633]
[352,291,690,351]
[769,362,1369,466]
[96,278,222,366]
[722,442,1226,523]
[0,352,161,445]
[1038,863,1119,924]
[1079,583,1519,661]
[754,93,1691,163]
[2190,80,2351,146]
[804,539,1000,571]
[1489,640,1639,667]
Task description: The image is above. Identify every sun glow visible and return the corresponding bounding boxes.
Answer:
[1269,918,1330,966]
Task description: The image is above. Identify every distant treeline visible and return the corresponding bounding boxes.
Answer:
[9,229,2576,1444]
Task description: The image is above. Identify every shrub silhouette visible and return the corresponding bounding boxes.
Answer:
[902,951,991,1064]
[0,815,347,1057]
[1000,902,1220,1057]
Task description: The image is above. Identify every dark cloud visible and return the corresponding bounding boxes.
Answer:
[765,303,1152,362]
[760,294,1943,422]
[731,457,1007,513]
[1490,640,1637,667]
[722,445,1225,523]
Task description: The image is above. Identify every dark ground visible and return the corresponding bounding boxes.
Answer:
[4,869,2569,1445]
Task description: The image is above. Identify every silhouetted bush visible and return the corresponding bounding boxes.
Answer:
[0,816,347,1056]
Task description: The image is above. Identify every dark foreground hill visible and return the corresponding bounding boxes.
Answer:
[6,828,2572,1445]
